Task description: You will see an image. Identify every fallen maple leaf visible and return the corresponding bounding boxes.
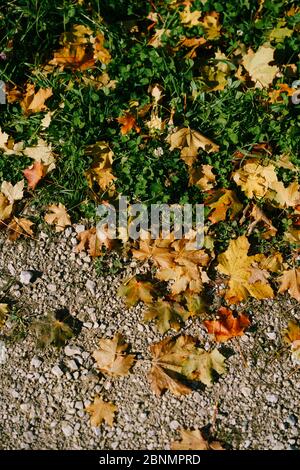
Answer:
[31,311,74,348]
[86,396,117,427]
[144,299,188,333]
[206,189,242,224]
[0,304,9,329]
[1,180,24,204]
[171,428,224,450]
[167,127,219,166]
[93,333,135,376]
[76,227,111,257]
[269,181,300,208]
[278,269,300,301]
[180,5,201,27]
[44,203,71,232]
[204,307,251,342]
[246,205,277,239]
[23,138,56,172]
[189,164,216,191]
[283,321,300,364]
[117,113,140,135]
[149,335,226,396]
[242,45,279,88]
[118,277,154,306]
[23,162,46,189]
[7,217,34,241]
[20,84,53,114]
[233,161,278,198]
[217,235,274,303]
[200,12,221,40]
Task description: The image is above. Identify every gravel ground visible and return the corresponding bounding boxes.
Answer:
[0,226,299,450]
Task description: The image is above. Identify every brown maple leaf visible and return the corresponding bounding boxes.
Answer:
[167,127,219,166]
[93,333,135,376]
[171,428,224,450]
[86,396,117,427]
[206,189,242,224]
[76,227,112,257]
[7,217,34,241]
[204,307,251,342]
[149,335,226,396]
[117,277,154,306]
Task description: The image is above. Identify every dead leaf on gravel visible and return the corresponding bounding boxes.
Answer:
[278,269,300,302]
[118,277,154,306]
[149,335,226,396]
[93,333,135,377]
[204,307,251,342]
[171,428,224,450]
[217,235,274,303]
[76,227,112,257]
[31,311,74,348]
[283,321,300,364]
[7,217,34,241]
[86,396,117,427]
[44,203,71,232]
[144,299,189,334]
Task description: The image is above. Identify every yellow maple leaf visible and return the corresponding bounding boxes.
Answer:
[118,277,154,306]
[180,5,202,27]
[20,84,53,114]
[0,193,13,222]
[242,45,279,88]
[217,235,274,303]
[199,12,221,40]
[206,189,242,224]
[189,164,216,190]
[233,161,278,198]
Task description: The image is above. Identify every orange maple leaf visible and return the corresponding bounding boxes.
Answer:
[23,161,46,189]
[117,113,140,135]
[204,307,251,342]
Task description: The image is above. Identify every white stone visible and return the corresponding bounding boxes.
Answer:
[47,283,56,292]
[266,393,278,404]
[0,341,7,364]
[51,365,63,378]
[20,270,33,285]
[31,356,42,368]
[61,423,73,437]
[64,345,81,356]
[75,224,85,234]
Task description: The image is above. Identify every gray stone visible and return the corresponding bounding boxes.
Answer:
[20,270,34,285]
[51,366,63,378]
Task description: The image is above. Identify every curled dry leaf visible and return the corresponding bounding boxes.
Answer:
[204,307,251,342]
[118,277,154,307]
[278,269,300,302]
[0,193,13,222]
[7,217,34,241]
[93,333,135,377]
[44,203,71,232]
[149,335,226,396]
[0,304,9,329]
[171,428,224,451]
[86,396,117,427]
